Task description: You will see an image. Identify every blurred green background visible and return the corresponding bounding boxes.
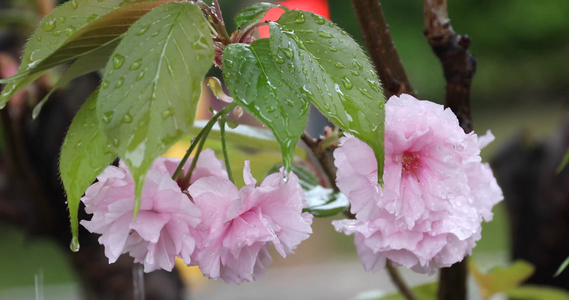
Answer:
[0,0,567,298]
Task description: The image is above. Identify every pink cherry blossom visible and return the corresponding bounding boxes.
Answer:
[81,149,225,272]
[188,162,313,284]
[333,94,503,274]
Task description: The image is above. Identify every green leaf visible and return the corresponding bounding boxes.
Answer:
[60,89,116,249]
[471,259,535,300]
[355,282,438,300]
[97,2,213,216]
[0,0,173,108]
[233,2,287,30]
[554,255,569,277]
[557,148,569,173]
[506,285,569,300]
[33,40,119,119]
[270,10,385,182]
[223,39,309,172]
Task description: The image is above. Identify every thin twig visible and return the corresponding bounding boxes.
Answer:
[351,0,415,98]
[386,260,418,300]
[423,1,476,299]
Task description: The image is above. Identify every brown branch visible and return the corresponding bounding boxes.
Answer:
[386,260,418,300]
[351,0,415,98]
[423,0,476,133]
[423,1,476,299]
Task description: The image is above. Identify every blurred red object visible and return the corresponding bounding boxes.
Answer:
[258,0,330,38]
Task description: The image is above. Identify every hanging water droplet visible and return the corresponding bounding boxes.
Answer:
[282,170,289,183]
[317,30,333,38]
[70,237,80,252]
[122,113,133,123]
[112,54,125,69]
[115,77,124,88]
[129,59,142,70]
[137,25,150,36]
[42,19,56,31]
[341,76,353,90]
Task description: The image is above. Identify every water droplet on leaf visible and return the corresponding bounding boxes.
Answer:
[122,113,133,123]
[317,30,333,38]
[112,54,125,69]
[115,77,124,88]
[341,76,353,90]
[130,59,142,70]
[42,19,56,31]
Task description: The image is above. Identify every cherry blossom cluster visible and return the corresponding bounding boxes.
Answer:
[81,149,313,284]
[333,94,503,274]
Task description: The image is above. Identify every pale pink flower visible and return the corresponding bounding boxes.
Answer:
[81,149,226,272]
[333,94,503,274]
[189,162,313,284]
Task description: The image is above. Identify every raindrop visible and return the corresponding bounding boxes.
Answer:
[122,113,133,123]
[351,70,360,76]
[58,16,66,23]
[335,62,346,69]
[112,54,125,69]
[233,106,244,118]
[86,13,98,23]
[313,15,326,25]
[42,19,56,31]
[112,138,120,147]
[130,59,142,70]
[70,0,78,9]
[329,46,338,52]
[282,170,289,183]
[136,70,145,81]
[358,87,373,99]
[89,100,97,110]
[282,48,293,59]
[101,80,109,89]
[317,30,333,38]
[102,111,113,124]
[267,106,277,113]
[274,56,284,64]
[64,26,75,37]
[69,237,80,252]
[104,144,113,154]
[294,13,305,24]
[115,77,124,88]
[161,109,173,120]
[136,25,150,36]
[341,76,353,90]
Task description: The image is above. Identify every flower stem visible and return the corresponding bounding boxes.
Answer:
[218,116,234,183]
[386,260,418,300]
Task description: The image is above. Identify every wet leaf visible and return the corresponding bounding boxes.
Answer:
[223,39,309,171]
[97,2,213,216]
[556,148,569,173]
[233,2,287,31]
[60,89,115,246]
[0,0,173,108]
[270,10,385,182]
[33,40,119,118]
[470,259,535,300]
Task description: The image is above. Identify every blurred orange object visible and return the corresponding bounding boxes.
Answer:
[258,0,330,38]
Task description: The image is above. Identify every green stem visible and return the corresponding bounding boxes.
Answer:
[172,103,237,183]
[218,116,234,183]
